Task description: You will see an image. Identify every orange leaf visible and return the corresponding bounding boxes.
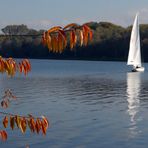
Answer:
[3,116,8,128]
[35,119,41,134]
[10,116,15,130]
[70,30,77,49]
[58,30,67,50]
[0,57,3,70]
[89,29,93,41]
[41,122,47,135]
[21,62,26,75]
[22,59,31,72]
[41,116,49,129]
[19,118,27,134]
[63,23,78,30]
[51,36,58,52]
[46,33,52,50]
[70,31,74,49]
[29,118,36,133]
[0,59,5,73]
[57,33,64,52]
[47,26,62,33]
[83,24,93,41]
[82,25,88,46]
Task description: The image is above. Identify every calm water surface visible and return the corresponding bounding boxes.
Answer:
[0,60,148,148]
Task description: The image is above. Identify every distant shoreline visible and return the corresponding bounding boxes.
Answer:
[11,57,128,62]
[0,22,147,62]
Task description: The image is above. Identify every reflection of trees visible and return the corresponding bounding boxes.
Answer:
[126,72,141,138]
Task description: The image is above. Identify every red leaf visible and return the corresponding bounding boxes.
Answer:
[0,130,7,141]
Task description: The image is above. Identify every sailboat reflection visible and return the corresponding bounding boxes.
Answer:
[126,72,141,138]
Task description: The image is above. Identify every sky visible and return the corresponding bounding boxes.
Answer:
[0,0,148,31]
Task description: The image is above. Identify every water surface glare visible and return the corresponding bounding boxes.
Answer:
[0,60,148,148]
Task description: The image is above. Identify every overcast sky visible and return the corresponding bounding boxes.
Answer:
[0,0,148,31]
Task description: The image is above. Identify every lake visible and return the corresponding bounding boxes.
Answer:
[0,59,148,148]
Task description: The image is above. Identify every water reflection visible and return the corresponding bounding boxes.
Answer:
[126,72,141,138]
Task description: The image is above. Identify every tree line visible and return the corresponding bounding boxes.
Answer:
[0,22,148,62]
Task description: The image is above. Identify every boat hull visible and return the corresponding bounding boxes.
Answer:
[132,67,145,72]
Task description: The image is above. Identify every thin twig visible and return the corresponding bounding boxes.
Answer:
[0,111,42,119]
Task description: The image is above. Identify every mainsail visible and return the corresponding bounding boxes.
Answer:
[127,13,141,67]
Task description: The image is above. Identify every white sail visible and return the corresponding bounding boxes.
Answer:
[127,13,142,67]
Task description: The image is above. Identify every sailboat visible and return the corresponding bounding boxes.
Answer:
[127,13,145,72]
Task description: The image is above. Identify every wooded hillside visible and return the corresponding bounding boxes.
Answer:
[0,22,148,61]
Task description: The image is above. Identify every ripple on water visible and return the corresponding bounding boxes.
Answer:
[0,60,148,148]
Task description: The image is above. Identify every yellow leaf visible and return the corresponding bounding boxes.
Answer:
[79,30,84,46]
[15,116,21,128]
